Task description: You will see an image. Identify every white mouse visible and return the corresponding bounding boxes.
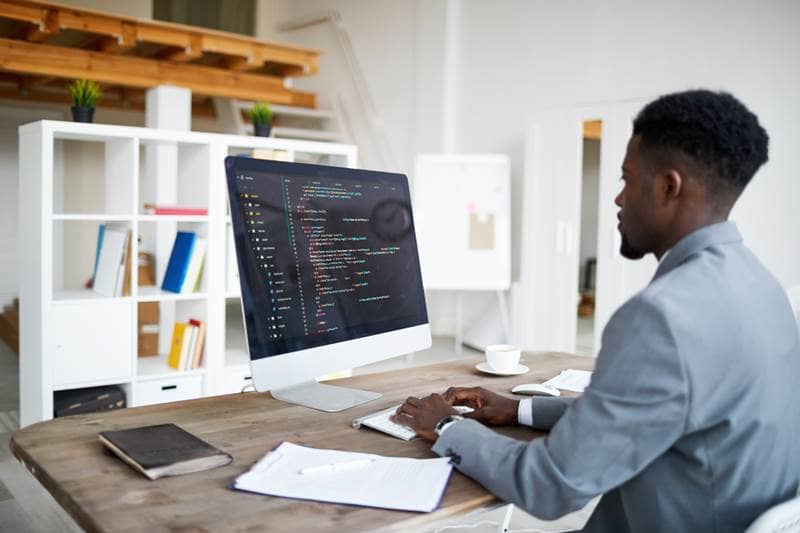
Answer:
[511,383,561,397]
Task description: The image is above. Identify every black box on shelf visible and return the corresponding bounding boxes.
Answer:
[54,385,126,418]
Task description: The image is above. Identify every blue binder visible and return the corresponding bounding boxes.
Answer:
[161,231,196,293]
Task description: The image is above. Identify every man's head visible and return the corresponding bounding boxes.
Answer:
[616,90,769,259]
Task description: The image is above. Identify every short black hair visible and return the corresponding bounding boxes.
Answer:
[633,90,769,195]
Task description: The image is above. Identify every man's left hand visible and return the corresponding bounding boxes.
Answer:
[391,394,458,442]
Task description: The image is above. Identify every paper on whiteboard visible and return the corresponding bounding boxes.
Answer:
[469,213,495,250]
[543,369,593,393]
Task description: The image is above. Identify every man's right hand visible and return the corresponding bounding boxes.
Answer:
[443,386,520,426]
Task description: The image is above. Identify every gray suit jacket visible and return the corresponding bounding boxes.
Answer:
[433,221,800,532]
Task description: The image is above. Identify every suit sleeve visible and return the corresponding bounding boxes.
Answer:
[527,397,576,430]
[432,297,688,520]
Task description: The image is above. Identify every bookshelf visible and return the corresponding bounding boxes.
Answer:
[19,120,357,426]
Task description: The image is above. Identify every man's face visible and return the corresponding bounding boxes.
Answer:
[615,136,659,259]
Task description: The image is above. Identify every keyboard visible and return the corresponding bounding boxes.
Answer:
[352,404,474,441]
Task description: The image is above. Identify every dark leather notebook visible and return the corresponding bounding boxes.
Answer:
[99,423,232,480]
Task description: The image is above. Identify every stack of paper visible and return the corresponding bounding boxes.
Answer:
[543,369,593,393]
[232,442,453,512]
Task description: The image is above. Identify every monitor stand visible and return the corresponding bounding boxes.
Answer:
[271,380,382,412]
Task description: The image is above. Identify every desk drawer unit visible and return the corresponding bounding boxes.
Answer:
[134,375,203,406]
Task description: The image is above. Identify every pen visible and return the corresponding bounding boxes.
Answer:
[299,458,375,476]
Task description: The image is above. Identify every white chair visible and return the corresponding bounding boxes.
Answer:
[745,493,800,533]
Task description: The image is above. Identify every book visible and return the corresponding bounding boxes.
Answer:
[91,223,106,283]
[121,229,132,297]
[162,232,196,293]
[143,203,208,216]
[188,318,206,369]
[184,323,198,370]
[93,227,129,297]
[167,322,188,370]
[99,424,232,480]
[180,237,206,293]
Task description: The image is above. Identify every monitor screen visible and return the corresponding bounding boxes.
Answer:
[226,157,429,362]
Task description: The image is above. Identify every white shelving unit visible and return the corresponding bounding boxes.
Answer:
[19,120,357,427]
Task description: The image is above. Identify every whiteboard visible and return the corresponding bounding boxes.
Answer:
[413,154,511,290]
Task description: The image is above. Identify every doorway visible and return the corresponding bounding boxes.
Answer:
[576,120,602,356]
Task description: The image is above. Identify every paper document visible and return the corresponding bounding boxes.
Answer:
[232,442,453,512]
[544,369,593,393]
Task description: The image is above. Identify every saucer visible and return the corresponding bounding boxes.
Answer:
[475,362,530,376]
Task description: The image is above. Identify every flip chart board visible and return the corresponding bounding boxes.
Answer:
[413,154,511,290]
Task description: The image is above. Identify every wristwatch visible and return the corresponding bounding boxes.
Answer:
[434,414,464,437]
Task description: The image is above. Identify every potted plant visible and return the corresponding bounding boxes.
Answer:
[67,79,102,123]
[248,101,273,137]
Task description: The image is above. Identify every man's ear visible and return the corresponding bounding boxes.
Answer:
[660,169,683,204]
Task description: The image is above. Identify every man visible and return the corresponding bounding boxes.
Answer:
[393,90,800,532]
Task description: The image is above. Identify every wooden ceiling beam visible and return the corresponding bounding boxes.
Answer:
[0,86,212,116]
[0,37,316,106]
[159,34,202,62]
[24,7,56,42]
[97,21,135,53]
[0,1,320,76]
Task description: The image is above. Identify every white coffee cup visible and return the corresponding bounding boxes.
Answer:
[485,344,521,373]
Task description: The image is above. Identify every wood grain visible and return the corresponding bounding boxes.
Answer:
[11,352,594,532]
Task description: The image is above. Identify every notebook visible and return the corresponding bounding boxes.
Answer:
[232,442,453,512]
[99,423,232,480]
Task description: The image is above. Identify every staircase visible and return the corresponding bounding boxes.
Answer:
[0,298,18,355]
[213,98,351,144]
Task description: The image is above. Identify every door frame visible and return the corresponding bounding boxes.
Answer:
[515,98,657,355]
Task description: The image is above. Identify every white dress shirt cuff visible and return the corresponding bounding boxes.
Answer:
[517,398,533,426]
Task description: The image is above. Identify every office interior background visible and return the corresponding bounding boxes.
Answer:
[0,0,799,531]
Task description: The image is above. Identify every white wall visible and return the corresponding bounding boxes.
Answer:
[270,0,800,340]
[267,0,418,174]
[455,0,800,292]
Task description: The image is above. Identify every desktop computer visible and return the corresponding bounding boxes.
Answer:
[225,156,432,411]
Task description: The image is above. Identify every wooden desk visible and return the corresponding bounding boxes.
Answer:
[11,352,593,532]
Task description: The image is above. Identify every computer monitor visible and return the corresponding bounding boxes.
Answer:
[225,156,431,411]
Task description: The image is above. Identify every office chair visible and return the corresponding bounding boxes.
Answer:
[745,493,800,533]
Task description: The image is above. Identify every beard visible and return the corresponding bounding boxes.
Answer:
[620,232,646,260]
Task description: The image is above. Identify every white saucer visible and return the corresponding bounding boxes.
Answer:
[475,362,530,376]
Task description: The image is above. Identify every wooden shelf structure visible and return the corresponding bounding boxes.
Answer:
[0,0,320,113]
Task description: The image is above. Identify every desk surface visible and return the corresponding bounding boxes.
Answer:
[11,352,593,532]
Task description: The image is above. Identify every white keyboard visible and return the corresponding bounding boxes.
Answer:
[352,404,474,441]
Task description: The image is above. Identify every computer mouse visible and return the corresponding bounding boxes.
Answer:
[511,383,561,397]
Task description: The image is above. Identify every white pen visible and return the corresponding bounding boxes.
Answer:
[299,458,375,476]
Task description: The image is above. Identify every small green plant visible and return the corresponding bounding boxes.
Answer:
[67,79,102,108]
[248,101,273,125]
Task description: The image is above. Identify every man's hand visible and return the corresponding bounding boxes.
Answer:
[443,386,519,426]
[391,394,458,442]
